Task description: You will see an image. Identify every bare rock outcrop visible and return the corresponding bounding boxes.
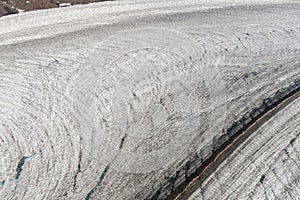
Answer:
[0,1,18,17]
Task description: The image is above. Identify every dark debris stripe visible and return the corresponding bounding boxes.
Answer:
[149,79,300,200]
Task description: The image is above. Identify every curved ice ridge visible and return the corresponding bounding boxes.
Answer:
[151,78,300,200]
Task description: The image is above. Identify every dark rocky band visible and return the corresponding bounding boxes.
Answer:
[150,78,300,200]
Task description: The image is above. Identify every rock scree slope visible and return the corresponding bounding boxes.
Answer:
[0,0,111,16]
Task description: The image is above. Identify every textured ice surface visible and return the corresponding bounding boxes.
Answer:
[0,0,299,199]
[188,95,300,200]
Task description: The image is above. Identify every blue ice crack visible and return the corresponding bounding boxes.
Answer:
[15,152,36,180]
